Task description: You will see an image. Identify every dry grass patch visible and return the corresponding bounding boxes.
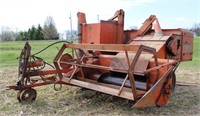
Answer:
[0,67,199,115]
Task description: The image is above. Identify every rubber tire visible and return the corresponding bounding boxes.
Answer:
[171,72,176,93]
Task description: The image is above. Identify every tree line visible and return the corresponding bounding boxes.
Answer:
[0,16,59,41]
[17,16,59,41]
[0,20,199,42]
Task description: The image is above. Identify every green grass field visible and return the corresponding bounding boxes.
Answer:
[0,37,199,115]
[0,37,199,69]
[0,40,69,67]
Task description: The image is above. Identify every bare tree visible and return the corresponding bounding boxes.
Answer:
[42,16,59,40]
[0,31,15,41]
[65,30,77,40]
[190,23,200,36]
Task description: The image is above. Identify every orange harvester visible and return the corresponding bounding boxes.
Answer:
[8,9,193,108]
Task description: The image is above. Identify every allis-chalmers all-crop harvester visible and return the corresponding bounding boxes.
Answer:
[8,9,193,108]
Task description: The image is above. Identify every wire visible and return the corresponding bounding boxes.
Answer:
[30,40,71,69]
[31,40,71,56]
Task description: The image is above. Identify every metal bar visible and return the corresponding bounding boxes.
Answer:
[137,15,156,36]
[144,60,179,73]
[128,46,144,99]
[26,69,71,77]
[80,67,85,80]
[127,45,158,99]
[60,61,128,73]
[7,81,55,90]
[68,66,78,82]
[139,45,160,82]
[128,71,137,99]
[53,45,67,80]
[134,45,159,84]
[65,43,140,51]
[74,49,86,80]
[118,74,129,95]
[53,44,66,62]
[118,51,130,95]
[125,51,131,67]
[61,77,135,100]
[172,61,180,72]
[60,61,145,75]
[131,40,166,42]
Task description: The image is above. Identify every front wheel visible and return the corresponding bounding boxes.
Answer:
[17,88,37,103]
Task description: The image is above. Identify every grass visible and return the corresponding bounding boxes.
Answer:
[0,40,70,67]
[0,37,199,115]
[0,37,199,68]
[0,70,199,115]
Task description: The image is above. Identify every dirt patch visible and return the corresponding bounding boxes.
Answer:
[0,67,199,115]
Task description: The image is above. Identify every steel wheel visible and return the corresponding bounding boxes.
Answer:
[18,88,37,103]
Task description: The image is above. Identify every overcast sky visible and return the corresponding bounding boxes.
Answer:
[0,0,199,32]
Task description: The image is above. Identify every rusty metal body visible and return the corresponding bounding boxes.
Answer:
[8,9,193,108]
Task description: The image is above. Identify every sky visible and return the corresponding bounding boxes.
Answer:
[0,0,199,33]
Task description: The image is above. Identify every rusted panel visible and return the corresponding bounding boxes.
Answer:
[99,54,114,73]
[134,66,174,108]
[110,52,153,73]
[82,24,101,43]
[107,9,124,44]
[81,21,120,44]
[181,32,193,61]
[130,40,166,52]
[156,46,166,59]
[134,92,155,108]
[100,21,118,44]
